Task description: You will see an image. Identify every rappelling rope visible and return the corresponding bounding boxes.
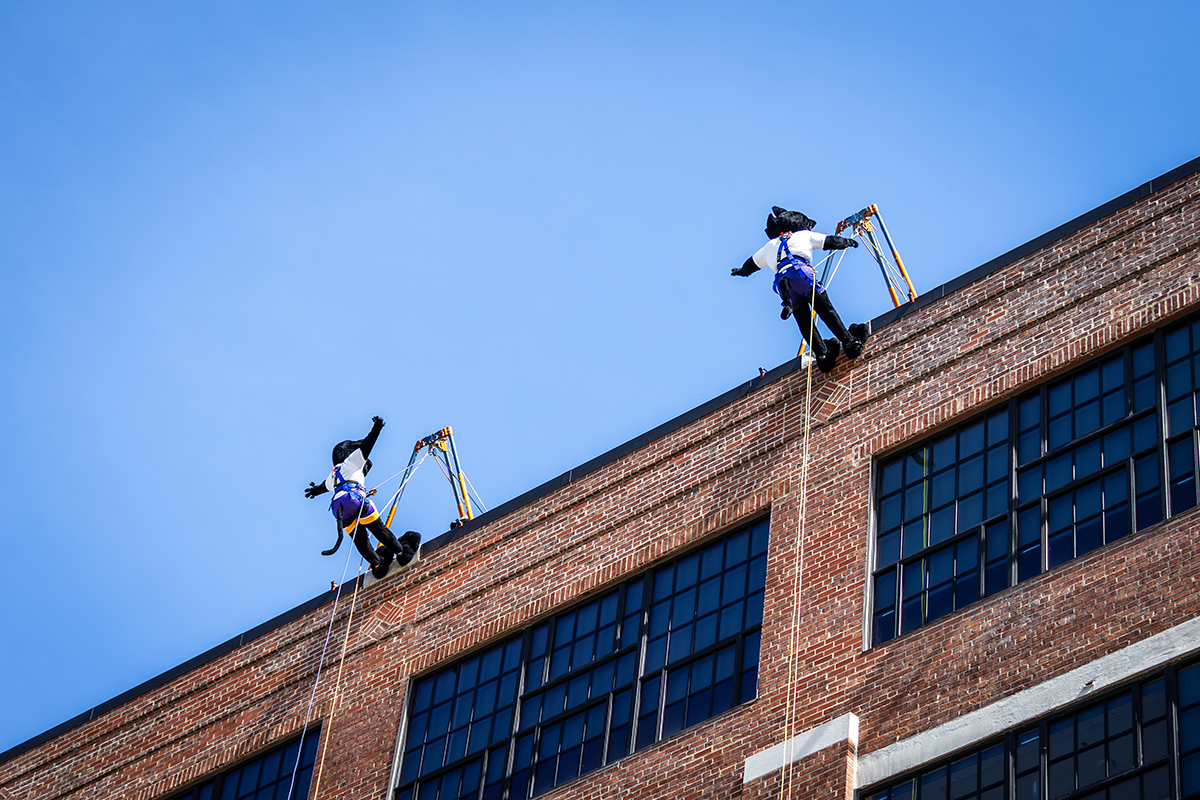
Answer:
[857,229,905,287]
[795,248,849,360]
[378,450,433,522]
[309,548,367,800]
[777,277,821,800]
[284,495,369,800]
[462,472,488,513]
[310,484,373,799]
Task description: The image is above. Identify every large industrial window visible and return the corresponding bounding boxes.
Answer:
[163,731,321,800]
[872,313,1200,645]
[393,518,768,800]
[862,658,1200,800]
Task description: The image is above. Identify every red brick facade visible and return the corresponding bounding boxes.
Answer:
[4,160,1200,800]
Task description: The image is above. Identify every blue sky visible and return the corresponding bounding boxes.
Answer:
[1,1,1197,754]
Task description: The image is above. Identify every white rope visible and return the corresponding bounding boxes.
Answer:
[462,472,488,513]
[284,532,359,800]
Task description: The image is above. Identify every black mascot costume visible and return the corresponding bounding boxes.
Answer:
[305,415,421,579]
[732,206,869,372]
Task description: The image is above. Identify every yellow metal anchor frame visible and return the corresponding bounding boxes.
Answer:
[383,426,477,530]
[795,203,917,360]
[835,203,917,307]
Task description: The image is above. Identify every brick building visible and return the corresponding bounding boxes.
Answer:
[4,157,1200,800]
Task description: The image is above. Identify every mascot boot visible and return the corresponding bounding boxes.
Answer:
[816,338,841,373]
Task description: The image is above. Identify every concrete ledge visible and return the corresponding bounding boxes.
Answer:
[743,712,859,784]
[856,613,1200,789]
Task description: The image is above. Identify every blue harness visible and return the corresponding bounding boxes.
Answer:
[329,466,367,512]
[772,232,824,301]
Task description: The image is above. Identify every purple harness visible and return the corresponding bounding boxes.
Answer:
[771,232,825,302]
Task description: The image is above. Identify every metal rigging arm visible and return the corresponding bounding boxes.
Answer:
[836,204,918,307]
[383,426,482,531]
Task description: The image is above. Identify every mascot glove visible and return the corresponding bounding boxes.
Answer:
[305,482,321,498]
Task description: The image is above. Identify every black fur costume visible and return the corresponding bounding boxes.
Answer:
[732,206,869,372]
[305,416,421,579]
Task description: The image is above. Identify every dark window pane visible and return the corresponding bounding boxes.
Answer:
[1075,400,1100,437]
[1019,466,1042,501]
[653,568,674,601]
[1048,494,1073,534]
[1134,375,1155,412]
[1075,368,1099,402]
[959,456,984,495]
[960,423,985,457]
[926,583,952,623]
[932,471,955,508]
[1019,430,1041,466]
[1104,426,1131,465]
[1102,388,1125,425]
[1047,529,1073,569]
[988,411,1008,445]
[1019,396,1040,429]
[1049,382,1071,417]
[726,530,750,565]
[930,507,956,545]
[1134,414,1158,452]
[958,493,983,532]
[697,577,720,616]
[878,527,897,566]
[986,444,1007,483]
[904,483,927,522]
[1046,453,1073,492]
[949,754,977,800]
[1133,342,1154,376]
[986,481,1008,519]
[920,765,948,800]
[875,570,897,617]
[929,546,954,586]
[1076,439,1101,478]
[1076,516,1102,556]
[932,434,957,471]
[1076,479,1101,519]
[1108,732,1134,775]
[882,460,903,494]
[1049,414,1072,451]
[1143,719,1168,763]
[902,523,926,558]
[1170,437,1197,514]
[1167,359,1192,400]
[722,565,747,604]
[1169,397,1193,437]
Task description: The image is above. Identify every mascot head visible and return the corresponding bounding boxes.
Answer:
[765,206,816,238]
[332,440,372,474]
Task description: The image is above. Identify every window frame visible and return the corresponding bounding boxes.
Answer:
[392,517,770,800]
[163,729,321,800]
[870,313,1200,646]
[860,657,1200,800]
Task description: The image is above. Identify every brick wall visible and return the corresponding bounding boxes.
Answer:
[3,165,1199,800]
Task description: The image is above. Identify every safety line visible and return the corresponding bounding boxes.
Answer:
[284,505,364,800]
[778,278,821,800]
[310,552,368,800]
[462,472,488,513]
[379,450,432,521]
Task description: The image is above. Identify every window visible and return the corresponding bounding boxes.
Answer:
[863,659,1200,800]
[393,519,769,800]
[164,731,321,800]
[873,313,1200,644]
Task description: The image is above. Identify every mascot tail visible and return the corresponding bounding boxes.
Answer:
[322,519,345,556]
